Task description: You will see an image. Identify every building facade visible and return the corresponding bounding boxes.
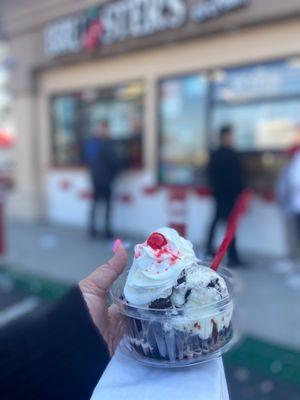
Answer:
[2,0,300,255]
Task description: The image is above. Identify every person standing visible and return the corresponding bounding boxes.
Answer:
[85,120,120,239]
[277,145,300,261]
[206,125,245,267]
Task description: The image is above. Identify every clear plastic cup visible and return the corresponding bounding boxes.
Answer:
[110,264,238,368]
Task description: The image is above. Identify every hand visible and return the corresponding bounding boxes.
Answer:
[79,241,128,355]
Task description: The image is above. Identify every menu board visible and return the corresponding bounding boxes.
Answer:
[212,60,300,103]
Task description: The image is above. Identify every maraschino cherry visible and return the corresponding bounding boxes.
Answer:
[147,232,167,250]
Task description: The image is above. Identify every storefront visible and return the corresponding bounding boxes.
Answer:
[4,0,300,256]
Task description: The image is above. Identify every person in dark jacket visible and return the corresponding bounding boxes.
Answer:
[85,120,120,239]
[206,125,245,266]
[0,240,127,400]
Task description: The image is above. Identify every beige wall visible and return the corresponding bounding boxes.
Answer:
[10,93,41,219]
[10,18,300,219]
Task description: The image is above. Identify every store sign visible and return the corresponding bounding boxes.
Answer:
[44,0,187,57]
[102,0,187,43]
[44,0,250,58]
[191,0,249,23]
[44,18,82,57]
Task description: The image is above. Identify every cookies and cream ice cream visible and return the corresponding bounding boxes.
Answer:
[124,228,233,342]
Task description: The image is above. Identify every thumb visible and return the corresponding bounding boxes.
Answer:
[81,244,128,299]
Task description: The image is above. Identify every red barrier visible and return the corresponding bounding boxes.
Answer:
[78,190,93,200]
[59,180,72,191]
[119,193,133,204]
[142,186,160,195]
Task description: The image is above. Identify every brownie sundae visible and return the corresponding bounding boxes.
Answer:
[118,227,233,363]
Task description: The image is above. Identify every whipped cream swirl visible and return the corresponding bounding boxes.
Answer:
[124,227,198,306]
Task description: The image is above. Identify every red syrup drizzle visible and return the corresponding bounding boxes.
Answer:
[154,245,181,267]
[170,250,181,265]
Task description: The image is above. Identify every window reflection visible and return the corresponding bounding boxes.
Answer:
[52,95,80,166]
[159,75,208,185]
[211,101,300,151]
[51,82,144,168]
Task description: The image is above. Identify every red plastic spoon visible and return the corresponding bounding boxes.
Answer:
[211,189,253,271]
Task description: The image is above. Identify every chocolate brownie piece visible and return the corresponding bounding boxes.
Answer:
[177,270,186,285]
[149,295,172,309]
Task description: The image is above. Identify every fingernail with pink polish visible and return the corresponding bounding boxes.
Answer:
[113,238,122,253]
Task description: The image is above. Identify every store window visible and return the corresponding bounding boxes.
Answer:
[51,81,144,168]
[159,74,208,186]
[158,60,300,190]
[80,82,143,168]
[211,60,300,190]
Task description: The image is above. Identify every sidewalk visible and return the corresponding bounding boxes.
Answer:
[3,219,300,350]
[5,220,122,283]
